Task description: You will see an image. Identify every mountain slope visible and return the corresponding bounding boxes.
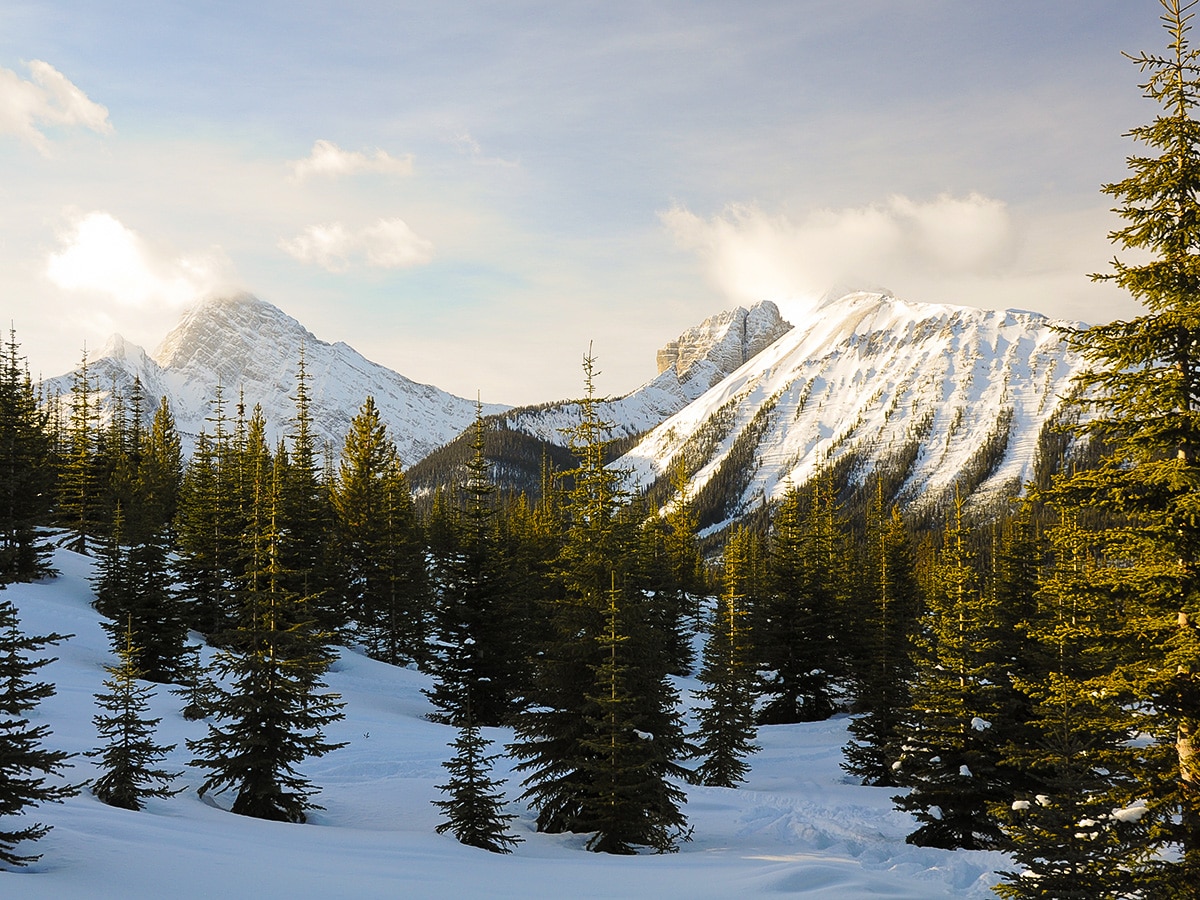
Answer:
[617,291,1086,531]
[42,294,508,466]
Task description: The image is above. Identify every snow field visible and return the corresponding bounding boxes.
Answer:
[2,548,1005,898]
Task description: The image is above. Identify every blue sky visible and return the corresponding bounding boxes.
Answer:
[0,1,1165,405]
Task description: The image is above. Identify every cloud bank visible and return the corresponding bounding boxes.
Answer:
[0,60,112,153]
[289,140,414,180]
[662,194,1017,312]
[46,211,233,309]
[280,218,434,271]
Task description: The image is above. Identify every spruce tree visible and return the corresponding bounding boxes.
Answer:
[576,577,689,853]
[432,699,521,854]
[893,492,1008,850]
[510,350,689,849]
[187,455,345,823]
[693,526,761,788]
[1038,1,1200,888]
[0,327,54,583]
[0,598,75,868]
[425,406,522,726]
[843,494,922,787]
[88,620,180,810]
[993,510,1149,897]
[332,397,428,665]
[758,473,849,724]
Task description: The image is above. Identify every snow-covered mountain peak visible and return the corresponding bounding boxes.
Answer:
[45,294,508,465]
[152,293,314,375]
[620,290,1087,530]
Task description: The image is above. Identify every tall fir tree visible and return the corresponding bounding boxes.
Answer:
[187,453,345,822]
[843,491,922,787]
[425,405,523,726]
[0,327,54,583]
[0,598,76,868]
[893,491,1009,850]
[510,350,689,850]
[693,525,761,788]
[1037,1,1200,889]
[332,396,428,665]
[757,472,849,724]
[993,508,1149,898]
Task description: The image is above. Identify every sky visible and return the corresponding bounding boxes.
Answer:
[0,1,1167,407]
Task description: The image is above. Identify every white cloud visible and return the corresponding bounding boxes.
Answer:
[662,194,1016,314]
[46,210,233,309]
[280,218,434,271]
[0,60,112,153]
[289,139,414,181]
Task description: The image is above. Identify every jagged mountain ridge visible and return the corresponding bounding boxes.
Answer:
[617,290,1087,532]
[42,294,509,465]
[494,300,793,446]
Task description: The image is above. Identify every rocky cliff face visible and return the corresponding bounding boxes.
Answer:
[502,300,794,445]
[656,301,792,379]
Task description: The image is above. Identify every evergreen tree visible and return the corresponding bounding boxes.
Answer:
[993,510,1149,897]
[0,598,75,868]
[510,350,689,850]
[0,327,54,583]
[425,406,522,726]
[88,620,180,810]
[432,699,521,854]
[576,577,689,853]
[277,348,338,632]
[1038,2,1200,888]
[758,473,849,724]
[57,348,99,554]
[893,492,1008,850]
[843,493,922,787]
[332,396,428,665]
[176,386,242,639]
[693,526,760,788]
[187,456,345,823]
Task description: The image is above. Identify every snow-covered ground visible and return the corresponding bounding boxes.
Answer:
[2,548,1006,898]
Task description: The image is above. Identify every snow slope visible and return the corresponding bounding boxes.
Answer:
[2,548,1007,898]
[40,294,508,466]
[619,291,1085,527]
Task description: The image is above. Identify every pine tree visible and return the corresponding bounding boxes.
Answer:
[843,493,922,787]
[893,492,1008,850]
[426,405,522,726]
[758,473,849,724]
[187,455,346,823]
[0,327,54,583]
[693,526,760,788]
[57,348,99,554]
[88,620,180,810]
[1036,2,1200,888]
[332,396,428,665]
[177,386,241,639]
[993,510,1149,897]
[432,698,521,853]
[510,350,690,849]
[576,577,689,853]
[0,598,76,868]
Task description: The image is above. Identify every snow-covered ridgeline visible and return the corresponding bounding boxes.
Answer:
[618,291,1086,526]
[40,294,508,466]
